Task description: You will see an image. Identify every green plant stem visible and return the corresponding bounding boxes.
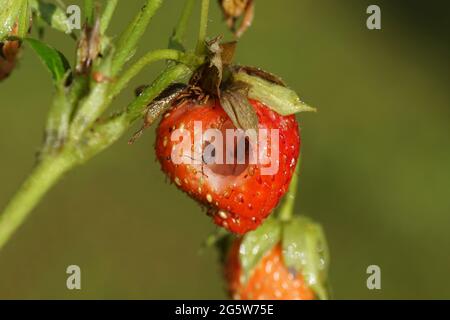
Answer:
[108,49,198,99]
[111,0,163,75]
[84,0,94,25]
[169,0,196,50]
[80,64,193,159]
[278,156,302,222]
[43,84,71,153]
[0,152,76,251]
[0,0,205,252]
[196,0,210,54]
[123,64,192,122]
[100,0,118,34]
[69,75,111,141]
[0,64,192,251]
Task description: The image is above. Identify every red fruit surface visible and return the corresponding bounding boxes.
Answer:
[225,241,315,300]
[155,98,300,234]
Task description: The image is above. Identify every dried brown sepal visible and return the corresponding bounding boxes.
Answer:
[189,38,238,103]
[220,41,237,66]
[189,37,225,99]
[75,18,101,75]
[220,88,258,132]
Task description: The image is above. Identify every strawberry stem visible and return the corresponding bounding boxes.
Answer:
[0,151,76,250]
[111,0,163,76]
[100,0,119,34]
[196,0,210,54]
[278,155,301,222]
[0,0,202,252]
[108,49,202,100]
[84,0,95,26]
[169,0,196,50]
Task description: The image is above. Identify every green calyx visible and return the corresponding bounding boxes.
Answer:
[282,216,329,300]
[232,68,317,116]
[190,38,316,131]
[237,215,329,300]
[239,218,282,283]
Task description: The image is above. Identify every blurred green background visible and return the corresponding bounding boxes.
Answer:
[0,0,449,299]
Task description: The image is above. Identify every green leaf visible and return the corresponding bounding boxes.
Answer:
[282,216,330,299]
[24,38,71,84]
[0,0,30,40]
[29,0,73,35]
[233,70,317,116]
[239,218,281,283]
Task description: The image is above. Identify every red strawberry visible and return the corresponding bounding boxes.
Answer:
[225,240,315,300]
[155,98,300,234]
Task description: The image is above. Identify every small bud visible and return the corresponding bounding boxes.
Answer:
[75,18,101,74]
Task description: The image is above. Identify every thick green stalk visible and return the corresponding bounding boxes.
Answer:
[0,152,77,251]
[42,84,71,153]
[0,0,205,253]
[69,78,110,141]
[0,64,192,252]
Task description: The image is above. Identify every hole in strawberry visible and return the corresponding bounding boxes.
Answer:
[203,121,253,177]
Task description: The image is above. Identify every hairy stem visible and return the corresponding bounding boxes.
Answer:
[111,0,163,75]
[0,152,76,251]
[0,64,192,251]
